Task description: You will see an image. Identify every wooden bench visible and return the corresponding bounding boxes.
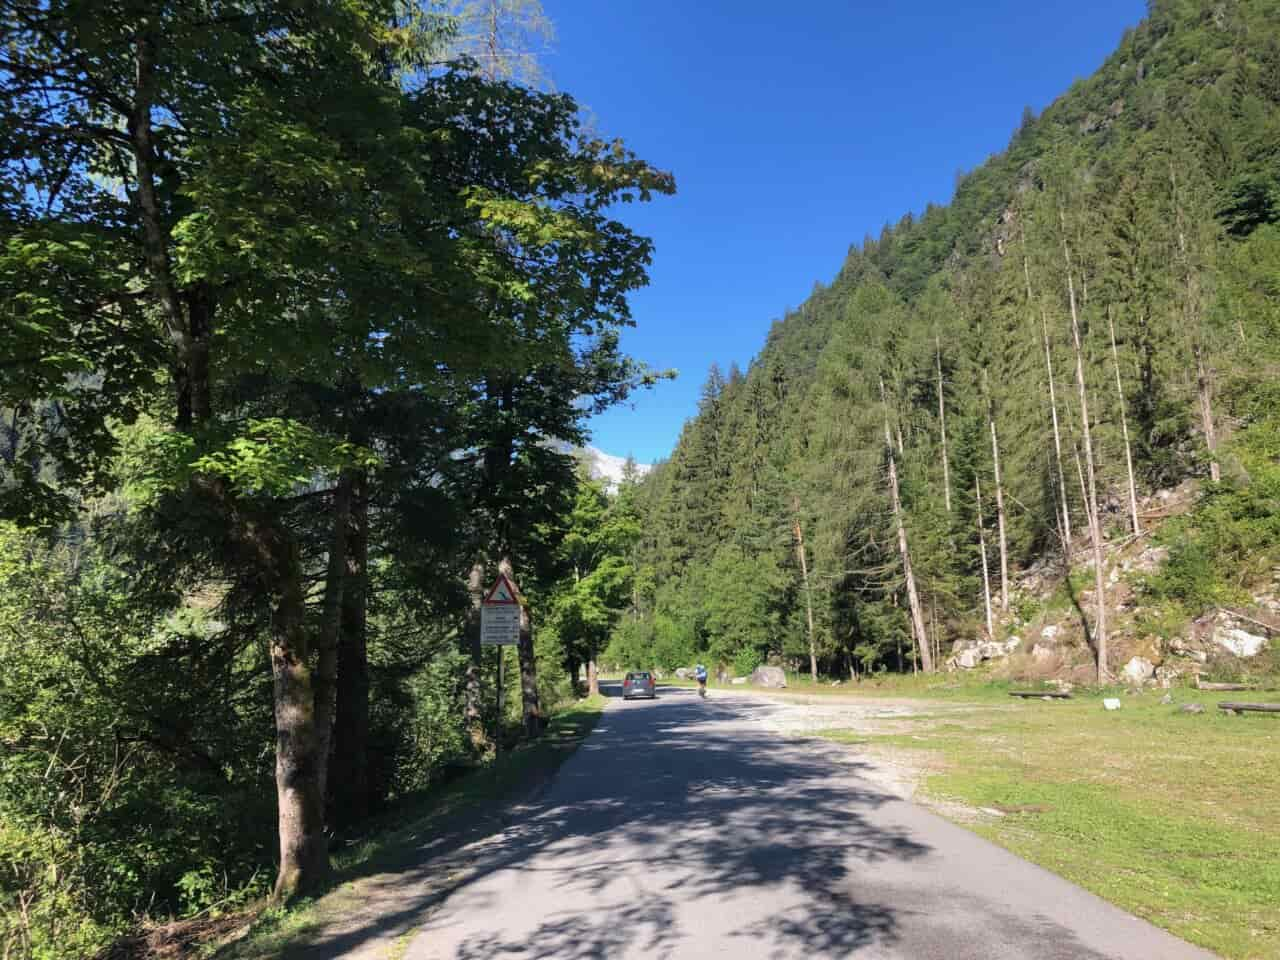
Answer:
[1217,702,1280,715]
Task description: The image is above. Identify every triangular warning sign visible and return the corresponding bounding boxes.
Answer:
[482,573,520,605]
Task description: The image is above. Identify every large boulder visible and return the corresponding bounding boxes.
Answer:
[1212,625,1268,659]
[750,665,787,688]
[1121,656,1155,685]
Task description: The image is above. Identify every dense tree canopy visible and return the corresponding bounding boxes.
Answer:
[0,0,672,953]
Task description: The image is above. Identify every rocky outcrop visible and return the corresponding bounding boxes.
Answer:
[1121,656,1155,684]
[750,665,787,688]
[948,636,1021,670]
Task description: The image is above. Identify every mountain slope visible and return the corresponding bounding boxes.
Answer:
[620,0,1280,681]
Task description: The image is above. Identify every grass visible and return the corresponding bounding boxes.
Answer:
[212,695,607,959]
[814,686,1280,960]
[662,669,1025,702]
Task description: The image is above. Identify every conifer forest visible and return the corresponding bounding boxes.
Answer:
[2,1,1280,958]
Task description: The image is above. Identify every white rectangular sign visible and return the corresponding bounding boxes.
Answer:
[480,604,520,646]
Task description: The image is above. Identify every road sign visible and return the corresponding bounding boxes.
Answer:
[480,573,521,646]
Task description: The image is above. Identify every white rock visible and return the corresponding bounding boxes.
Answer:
[1212,627,1268,658]
[1122,656,1155,684]
[1005,635,1022,651]
[1031,643,1056,662]
[731,677,748,685]
[955,648,981,669]
[1041,625,1061,641]
[1103,698,1122,711]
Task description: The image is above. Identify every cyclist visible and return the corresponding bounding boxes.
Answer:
[694,663,708,698]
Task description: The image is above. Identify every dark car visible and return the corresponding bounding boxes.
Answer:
[623,671,656,700]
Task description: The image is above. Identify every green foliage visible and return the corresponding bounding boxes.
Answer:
[1144,416,1280,609]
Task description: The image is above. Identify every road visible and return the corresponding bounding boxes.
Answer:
[406,684,1217,960]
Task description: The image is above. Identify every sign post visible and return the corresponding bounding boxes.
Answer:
[481,574,522,754]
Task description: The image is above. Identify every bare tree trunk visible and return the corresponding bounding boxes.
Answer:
[1107,307,1141,536]
[881,379,933,673]
[984,371,1010,612]
[332,469,370,828]
[1195,345,1220,483]
[976,477,995,639]
[935,337,952,513]
[1027,244,1073,553]
[1172,169,1221,483]
[1040,308,1073,551]
[793,502,818,682]
[587,658,599,698]
[1062,220,1108,683]
[499,555,543,737]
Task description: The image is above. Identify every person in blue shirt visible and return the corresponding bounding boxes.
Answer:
[694,663,708,697]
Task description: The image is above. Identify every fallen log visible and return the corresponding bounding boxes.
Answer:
[1009,691,1072,699]
[1196,680,1257,692]
[1218,702,1280,715]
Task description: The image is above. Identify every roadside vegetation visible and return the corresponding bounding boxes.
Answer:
[218,695,606,960]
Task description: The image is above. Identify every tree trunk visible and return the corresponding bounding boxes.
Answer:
[1195,344,1220,483]
[266,534,329,901]
[332,470,370,828]
[1107,308,1141,536]
[935,337,952,512]
[881,379,933,673]
[499,555,543,737]
[1040,308,1073,551]
[1062,221,1108,683]
[463,561,487,751]
[792,504,818,683]
[587,658,599,698]
[984,372,1010,612]
[1173,170,1220,484]
[976,477,995,639]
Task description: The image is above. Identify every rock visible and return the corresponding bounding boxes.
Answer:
[1212,626,1268,659]
[1031,643,1056,662]
[1122,656,1155,684]
[1006,635,1022,651]
[954,648,981,669]
[1041,624,1061,641]
[674,667,692,680]
[1160,693,1174,705]
[1103,698,1122,711]
[1131,545,1169,574]
[1179,703,1205,714]
[750,665,787,688]
[731,677,747,685]
[830,680,842,686]
[1154,665,1181,688]
[977,641,1006,661]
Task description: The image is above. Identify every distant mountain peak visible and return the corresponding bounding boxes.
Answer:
[583,446,651,490]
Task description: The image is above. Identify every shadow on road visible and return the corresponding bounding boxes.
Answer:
[283,687,929,959]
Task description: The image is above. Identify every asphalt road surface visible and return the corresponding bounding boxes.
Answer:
[407,685,1217,960]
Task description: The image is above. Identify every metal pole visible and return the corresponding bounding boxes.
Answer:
[496,647,504,759]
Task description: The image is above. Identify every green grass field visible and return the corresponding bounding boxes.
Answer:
[816,687,1280,960]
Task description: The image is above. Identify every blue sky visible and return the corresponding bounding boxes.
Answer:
[546,0,1148,464]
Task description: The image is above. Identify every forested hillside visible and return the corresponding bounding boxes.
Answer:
[612,0,1280,683]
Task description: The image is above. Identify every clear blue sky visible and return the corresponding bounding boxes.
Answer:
[547,0,1148,464]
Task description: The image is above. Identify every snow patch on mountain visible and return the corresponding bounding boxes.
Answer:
[583,446,651,490]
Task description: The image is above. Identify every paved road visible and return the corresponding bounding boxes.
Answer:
[406,685,1217,960]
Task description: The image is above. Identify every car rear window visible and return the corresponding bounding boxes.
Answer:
[630,672,650,680]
